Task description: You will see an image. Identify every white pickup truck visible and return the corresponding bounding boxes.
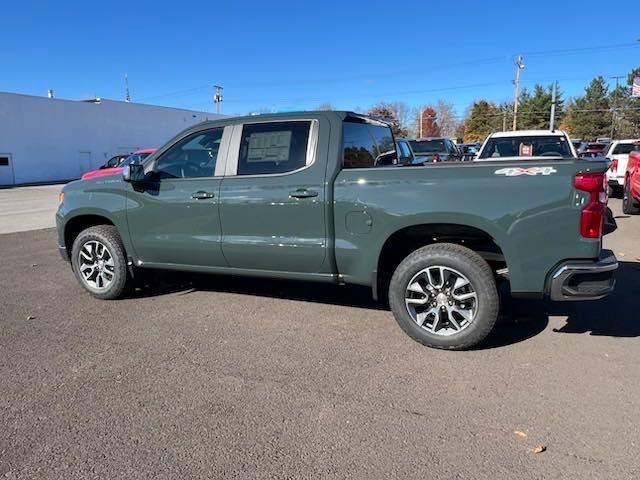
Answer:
[603,139,640,196]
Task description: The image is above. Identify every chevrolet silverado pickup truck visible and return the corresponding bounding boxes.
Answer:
[56,111,617,350]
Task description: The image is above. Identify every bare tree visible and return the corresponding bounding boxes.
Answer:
[315,103,333,111]
[388,101,411,133]
[367,102,409,137]
[434,100,459,138]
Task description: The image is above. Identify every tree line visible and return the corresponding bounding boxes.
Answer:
[337,66,640,143]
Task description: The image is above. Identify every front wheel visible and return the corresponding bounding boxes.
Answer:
[623,179,640,214]
[388,243,499,350]
[71,225,130,299]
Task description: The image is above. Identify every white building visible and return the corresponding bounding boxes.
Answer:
[0,92,223,186]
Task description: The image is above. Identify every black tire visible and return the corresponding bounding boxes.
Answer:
[622,178,640,215]
[608,184,623,198]
[388,243,499,350]
[71,225,130,300]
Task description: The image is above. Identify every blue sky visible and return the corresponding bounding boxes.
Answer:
[2,0,639,118]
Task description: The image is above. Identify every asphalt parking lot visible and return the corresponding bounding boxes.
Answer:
[1,190,639,479]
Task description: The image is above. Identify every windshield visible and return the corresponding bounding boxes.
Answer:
[120,152,153,166]
[410,139,446,154]
[586,143,606,151]
[612,143,640,155]
[461,145,479,154]
[479,136,572,159]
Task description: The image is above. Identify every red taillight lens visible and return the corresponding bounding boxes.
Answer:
[575,172,605,192]
[610,158,618,172]
[574,172,606,239]
[432,153,440,162]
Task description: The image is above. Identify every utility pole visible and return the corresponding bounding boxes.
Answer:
[512,55,525,131]
[549,81,557,130]
[610,75,624,138]
[125,74,131,103]
[213,85,224,114]
[419,107,423,138]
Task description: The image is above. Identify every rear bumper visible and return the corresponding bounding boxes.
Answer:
[607,177,624,187]
[548,250,617,301]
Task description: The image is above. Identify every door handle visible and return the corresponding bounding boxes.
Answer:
[289,189,318,199]
[191,191,215,199]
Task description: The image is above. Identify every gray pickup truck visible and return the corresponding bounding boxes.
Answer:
[56,111,617,349]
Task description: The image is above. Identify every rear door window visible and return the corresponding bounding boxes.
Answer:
[343,121,397,168]
[237,121,311,175]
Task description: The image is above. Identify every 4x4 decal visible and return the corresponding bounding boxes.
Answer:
[494,167,557,176]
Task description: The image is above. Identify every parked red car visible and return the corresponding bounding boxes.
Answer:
[623,150,640,214]
[81,148,157,180]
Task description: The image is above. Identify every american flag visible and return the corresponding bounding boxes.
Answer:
[633,77,640,97]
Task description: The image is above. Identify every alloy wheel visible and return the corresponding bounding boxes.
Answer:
[78,240,116,290]
[404,265,477,336]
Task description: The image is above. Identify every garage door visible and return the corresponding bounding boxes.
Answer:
[0,154,15,187]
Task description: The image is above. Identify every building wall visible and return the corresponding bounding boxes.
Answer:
[0,92,223,185]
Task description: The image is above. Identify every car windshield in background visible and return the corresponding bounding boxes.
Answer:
[613,143,640,155]
[585,143,606,151]
[121,152,153,166]
[479,136,572,159]
[410,139,446,154]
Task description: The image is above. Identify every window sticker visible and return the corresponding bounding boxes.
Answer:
[247,131,292,163]
[519,143,533,156]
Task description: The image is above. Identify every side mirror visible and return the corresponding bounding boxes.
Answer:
[123,163,145,182]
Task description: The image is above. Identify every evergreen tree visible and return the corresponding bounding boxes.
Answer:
[612,67,640,138]
[517,84,564,130]
[564,77,611,140]
[463,100,502,142]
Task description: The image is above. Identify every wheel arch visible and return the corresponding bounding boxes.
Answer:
[374,222,507,300]
[63,213,118,258]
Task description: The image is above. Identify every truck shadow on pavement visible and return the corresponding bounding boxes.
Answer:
[132,270,386,310]
[546,260,640,338]
[131,260,639,349]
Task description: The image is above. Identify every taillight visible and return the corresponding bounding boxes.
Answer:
[610,158,618,172]
[432,153,440,163]
[574,172,606,239]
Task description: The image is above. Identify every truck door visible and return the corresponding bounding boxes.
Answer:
[219,118,328,273]
[125,126,229,268]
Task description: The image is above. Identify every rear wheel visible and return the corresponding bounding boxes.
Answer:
[388,243,499,350]
[608,184,622,198]
[71,225,130,299]
[622,178,640,214]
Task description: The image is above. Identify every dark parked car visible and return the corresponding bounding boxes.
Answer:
[579,142,608,158]
[100,154,130,169]
[409,137,461,163]
[458,142,481,161]
[396,138,416,165]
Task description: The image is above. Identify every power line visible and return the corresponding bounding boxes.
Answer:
[522,42,640,58]
[137,84,210,102]
[134,42,640,104]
